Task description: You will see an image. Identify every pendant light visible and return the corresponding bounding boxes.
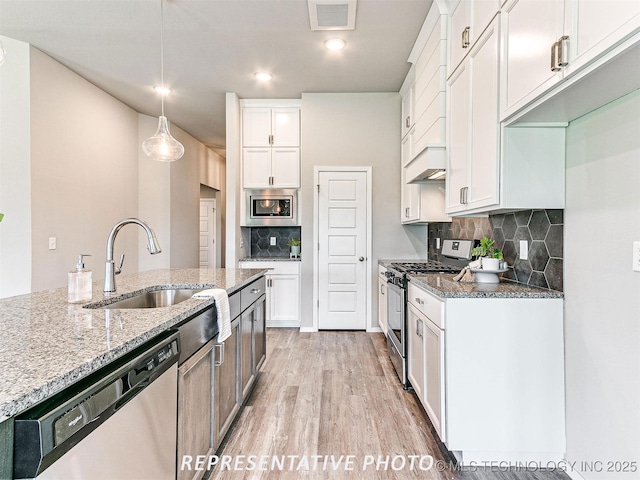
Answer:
[142,0,184,162]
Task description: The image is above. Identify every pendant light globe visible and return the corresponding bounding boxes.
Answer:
[142,0,184,162]
[142,116,185,162]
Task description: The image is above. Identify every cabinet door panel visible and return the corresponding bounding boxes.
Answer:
[407,306,425,401]
[424,318,445,441]
[242,108,272,147]
[269,274,300,324]
[243,148,272,188]
[214,321,240,448]
[177,344,214,480]
[240,309,254,400]
[272,108,300,146]
[253,297,266,371]
[271,148,300,188]
[446,62,470,213]
[566,0,640,73]
[468,19,500,210]
[501,0,564,117]
[378,278,388,333]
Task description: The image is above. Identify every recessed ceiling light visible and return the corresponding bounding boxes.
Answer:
[254,72,273,82]
[325,38,346,51]
[153,85,172,95]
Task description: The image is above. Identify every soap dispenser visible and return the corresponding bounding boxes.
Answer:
[68,254,92,303]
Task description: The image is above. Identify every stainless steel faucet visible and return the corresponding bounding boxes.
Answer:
[103,218,162,293]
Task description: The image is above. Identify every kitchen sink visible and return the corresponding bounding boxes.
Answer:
[88,288,205,309]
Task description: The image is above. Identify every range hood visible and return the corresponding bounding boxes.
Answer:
[405,145,446,183]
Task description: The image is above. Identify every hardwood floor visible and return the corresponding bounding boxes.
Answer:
[206,329,569,480]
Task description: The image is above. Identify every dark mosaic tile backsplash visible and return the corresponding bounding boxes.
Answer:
[250,227,301,258]
[428,209,564,291]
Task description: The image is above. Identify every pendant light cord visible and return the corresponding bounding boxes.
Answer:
[160,0,165,117]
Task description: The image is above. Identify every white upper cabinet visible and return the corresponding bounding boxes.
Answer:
[448,0,501,76]
[501,0,640,121]
[500,0,567,118]
[241,104,301,189]
[242,107,300,147]
[446,17,500,214]
[243,147,300,189]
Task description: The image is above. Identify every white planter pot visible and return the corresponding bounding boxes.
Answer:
[481,257,501,270]
[290,246,301,256]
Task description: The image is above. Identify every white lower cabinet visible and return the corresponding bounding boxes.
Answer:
[407,280,565,464]
[407,304,425,401]
[239,261,300,327]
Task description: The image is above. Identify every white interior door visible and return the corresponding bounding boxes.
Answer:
[317,170,369,330]
[199,199,216,268]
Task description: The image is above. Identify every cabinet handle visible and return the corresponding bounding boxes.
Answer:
[214,343,225,366]
[551,41,561,72]
[251,288,261,294]
[416,319,420,336]
[462,26,470,48]
[415,297,424,305]
[405,116,411,128]
[464,187,469,204]
[269,134,274,145]
[557,35,569,67]
[405,207,409,218]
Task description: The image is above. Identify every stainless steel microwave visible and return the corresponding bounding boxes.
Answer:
[245,189,298,226]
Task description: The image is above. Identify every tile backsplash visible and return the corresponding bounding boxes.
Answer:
[250,227,301,258]
[428,210,564,291]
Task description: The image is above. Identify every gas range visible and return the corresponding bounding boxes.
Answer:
[389,261,460,275]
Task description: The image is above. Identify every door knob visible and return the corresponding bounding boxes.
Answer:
[359,257,365,262]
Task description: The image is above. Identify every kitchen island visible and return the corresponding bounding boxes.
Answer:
[0,268,266,480]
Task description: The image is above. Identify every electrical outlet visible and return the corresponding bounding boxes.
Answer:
[48,237,56,250]
[519,240,528,260]
[633,241,640,272]
[270,237,277,246]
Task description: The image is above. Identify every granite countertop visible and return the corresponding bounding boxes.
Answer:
[239,256,301,262]
[0,268,266,422]
[408,273,564,299]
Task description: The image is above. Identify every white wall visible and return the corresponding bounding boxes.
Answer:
[300,93,429,330]
[29,46,140,292]
[0,37,32,297]
[1,44,220,295]
[564,90,640,479]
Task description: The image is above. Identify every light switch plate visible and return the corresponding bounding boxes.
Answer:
[436,238,441,249]
[270,237,277,246]
[48,237,56,250]
[519,240,528,260]
[633,241,640,272]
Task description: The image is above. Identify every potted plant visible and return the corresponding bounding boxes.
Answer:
[288,238,301,257]
[471,236,503,270]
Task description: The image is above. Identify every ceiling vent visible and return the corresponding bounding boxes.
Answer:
[308,0,357,31]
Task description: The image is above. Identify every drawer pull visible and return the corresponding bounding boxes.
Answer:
[251,288,261,294]
[415,297,424,305]
[214,343,225,366]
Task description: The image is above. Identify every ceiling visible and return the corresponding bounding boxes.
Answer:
[0,0,433,151]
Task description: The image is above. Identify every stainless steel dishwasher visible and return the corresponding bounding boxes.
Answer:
[13,331,180,480]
